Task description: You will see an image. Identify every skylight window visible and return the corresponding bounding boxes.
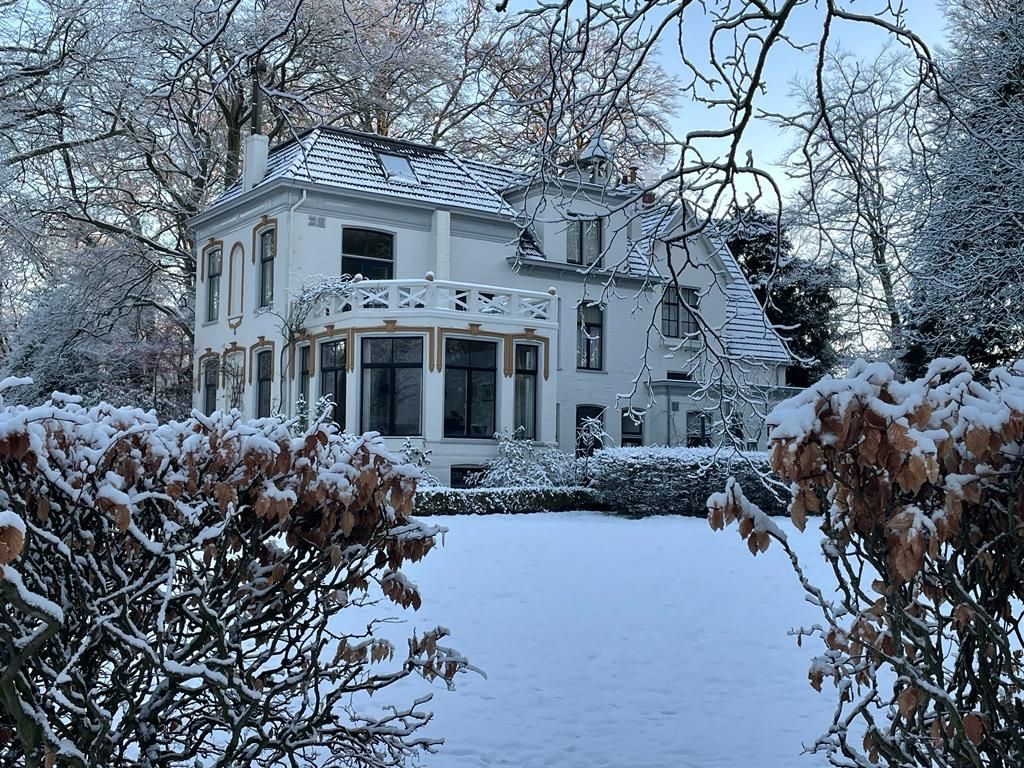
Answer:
[377,152,419,184]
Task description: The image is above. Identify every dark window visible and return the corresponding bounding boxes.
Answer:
[662,286,699,338]
[577,304,603,370]
[567,219,603,266]
[206,248,222,322]
[621,409,643,447]
[444,339,497,438]
[202,359,218,415]
[575,405,605,456]
[513,345,539,440]
[319,340,346,429]
[361,337,422,435]
[449,466,483,489]
[256,349,272,418]
[259,229,275,308]
[298,345,311,418]
[667,371,693,381]
[342,228,394,280]
[686,411,712,447]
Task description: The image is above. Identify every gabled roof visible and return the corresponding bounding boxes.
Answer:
[458,157,531,194]
[212,127,518,217]
[640,204,790,363]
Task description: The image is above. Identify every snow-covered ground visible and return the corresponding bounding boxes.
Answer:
[381,512,837,768]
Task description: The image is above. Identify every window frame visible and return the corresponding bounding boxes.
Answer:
[360,336,423,436]
[444,338,499,439]
[319,340,347,429]
[513,343,539,440]
[255,349,273,418]
[576,303,604,371]
[566,218,603,266]
[661,285,699,338]
[686,411,713,448]
[205,247,222,323]
[297,344,311,419]
[202,358,218,416]
[342,227,395,281]
[258,228,276,308]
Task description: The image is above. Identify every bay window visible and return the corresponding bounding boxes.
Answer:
[444,339,497,438]
[361,337,422,435]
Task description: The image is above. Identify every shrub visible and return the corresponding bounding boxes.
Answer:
[710,358,1024,766]
[589,446,785,517]
[0,384,467,768]
[415,486,601,516]
[471,432,583,488]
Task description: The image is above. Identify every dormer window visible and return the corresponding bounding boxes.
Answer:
[377,152,418,184]
[567,218,603,266]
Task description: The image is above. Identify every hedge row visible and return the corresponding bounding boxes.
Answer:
[414,486,602,516]
[586,446,787,517]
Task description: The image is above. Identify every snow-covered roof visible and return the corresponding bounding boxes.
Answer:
[459,157,531,194]
[640,204,790,363]
[213,127,518,217]
[580,135,613,163]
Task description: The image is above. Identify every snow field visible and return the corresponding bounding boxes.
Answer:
[366,512,838,768]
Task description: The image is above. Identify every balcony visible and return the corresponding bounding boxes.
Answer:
[315,277,559,328]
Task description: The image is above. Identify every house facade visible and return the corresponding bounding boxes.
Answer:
[189,127,790,484]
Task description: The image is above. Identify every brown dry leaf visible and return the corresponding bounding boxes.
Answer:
[738,515,754,540]
[965,427,991,456]
[963,712,985,746]
[114,506,131,533]
[790,496,807,532]
[36,496,49,523]
[0,524,25,565]
[897,686,920,718]
[340,507,356,537]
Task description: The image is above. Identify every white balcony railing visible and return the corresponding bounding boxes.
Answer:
[317,278,558,324]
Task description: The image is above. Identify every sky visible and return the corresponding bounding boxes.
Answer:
[647,0,950,203]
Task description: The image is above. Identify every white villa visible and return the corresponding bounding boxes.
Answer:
[189,127,790,485]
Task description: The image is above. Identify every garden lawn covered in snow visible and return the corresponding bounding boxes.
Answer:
[363,511,838,768]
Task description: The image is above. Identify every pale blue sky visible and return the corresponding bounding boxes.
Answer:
[652,1,949,201]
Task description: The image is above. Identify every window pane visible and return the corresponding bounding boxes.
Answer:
[260,229,276,260]
[515,345,538,372]
[207,276,220,322]
[363,338,393,365]
[445,339,471,367]
[470,341,497,368]
[367,230,394,260]
[583,220,601,265]
[261,259,273,306]
[393,367,421,435]
[444,369,467,437]
[393,337,422,364]
[581,304,601,323]
[469,369,495,437]
[342,228,368,257]
[258,351,272,380]
[207,249,222,277]
[566,221,581,264]
[362,367,391,433]
[342,256,392,280]
[514,372,536,439]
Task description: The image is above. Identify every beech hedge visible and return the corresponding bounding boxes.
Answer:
[414,486,602,516]
[587,446,787,517]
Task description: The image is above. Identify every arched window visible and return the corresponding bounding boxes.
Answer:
[342,228,394,280]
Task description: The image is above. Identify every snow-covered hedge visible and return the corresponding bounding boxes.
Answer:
[415,486,601,515]
[589,446,785,517]
[0,383,467,767]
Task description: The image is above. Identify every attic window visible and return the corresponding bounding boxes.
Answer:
[377,152,418,184]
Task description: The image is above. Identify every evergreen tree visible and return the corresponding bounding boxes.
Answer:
[724,209,843,388]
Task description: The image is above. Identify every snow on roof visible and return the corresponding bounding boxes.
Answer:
[580,135,613,163]
[458,157,531,194]
[640,204,790,363]
[213,127,518,217]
